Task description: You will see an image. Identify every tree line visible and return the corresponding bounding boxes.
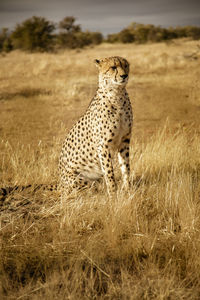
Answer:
[0,16,200,53]
[0,16,103,52]
[107,22,200,43]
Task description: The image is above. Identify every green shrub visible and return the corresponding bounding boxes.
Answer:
[11,16,55,52]
[57,17,103,49]
[0,28,13,52]
[185,26,200,40]
[106,33,119,43]
[118,29,135,43]
[88,31,103,45]
[107,22,200,44]
[59,16,81,33]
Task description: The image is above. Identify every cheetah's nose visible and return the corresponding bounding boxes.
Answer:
[120,74,128,79]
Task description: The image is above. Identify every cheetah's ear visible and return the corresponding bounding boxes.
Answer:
[94,59,101,68]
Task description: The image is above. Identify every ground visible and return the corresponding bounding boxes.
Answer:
[0,39,200,299]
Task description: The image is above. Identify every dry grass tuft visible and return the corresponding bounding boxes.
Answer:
[0,39,200,298]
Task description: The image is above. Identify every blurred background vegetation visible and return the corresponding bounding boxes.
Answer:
[0,15,200,52]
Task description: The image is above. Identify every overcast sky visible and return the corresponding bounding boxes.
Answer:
[0,0,200,35]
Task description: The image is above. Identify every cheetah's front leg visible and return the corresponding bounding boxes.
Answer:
[98,144,116,197]
[118,135,131,189]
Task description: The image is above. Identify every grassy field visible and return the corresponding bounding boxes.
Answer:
[0,39,200,299]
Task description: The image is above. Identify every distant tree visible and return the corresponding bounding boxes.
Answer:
[56,32,77,48]
[57,17,103,49]
[0,28,13,52]
[159,28,172,41]
[107,22,200,44]
[130,24,152,43]
[11,16,55,52]
[166,27,178,40]
[88,32,103,45]
[106,33,119,43]
[59,17,81,33]
[122,23,161,43]
[57,17,81,48]
[57,30,103,49]
[174,26,187,38]
[145,25,163,42]
[185,26,200,40]
[118,29,134,43]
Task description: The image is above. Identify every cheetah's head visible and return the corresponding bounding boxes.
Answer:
[94,56,129,87]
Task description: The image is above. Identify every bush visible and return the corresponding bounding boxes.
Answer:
[185,26,200,40]
[88,31,103,45]
[57,17,103,49]
[118,29,135,43]
[0,28,13,52]
[11,16,55,52]
[57,31,103,49]
[56,32,78,49]
[59,16,81,33]
[106,33,119,43]
[107,22,200,44]
[133,24,150,43]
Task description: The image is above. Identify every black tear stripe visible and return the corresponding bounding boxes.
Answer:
[118,57,123,69]
[114,60,118,82]
[115,68,118,82]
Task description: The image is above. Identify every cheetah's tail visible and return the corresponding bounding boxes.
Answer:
[0,184,58,202]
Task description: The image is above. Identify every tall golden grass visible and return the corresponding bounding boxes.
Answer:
[0,39,200,299]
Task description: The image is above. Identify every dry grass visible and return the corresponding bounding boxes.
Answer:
[0,39,200,299]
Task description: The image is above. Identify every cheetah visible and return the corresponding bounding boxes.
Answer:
[59,56,133,197]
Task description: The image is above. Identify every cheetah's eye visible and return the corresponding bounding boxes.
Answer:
[111,66,117,70]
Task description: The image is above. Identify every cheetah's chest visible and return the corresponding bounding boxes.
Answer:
[108,101,132,149]
[114,114,131,148]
